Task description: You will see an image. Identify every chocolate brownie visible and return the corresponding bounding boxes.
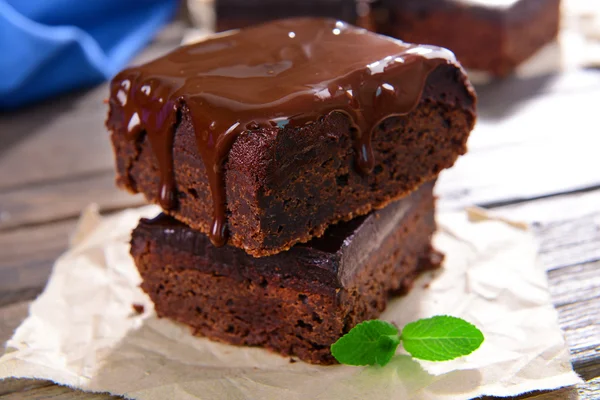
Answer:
[108,18,476,257]
[215,0,358,32]
[380,0,561,76]
[131,182,440,364]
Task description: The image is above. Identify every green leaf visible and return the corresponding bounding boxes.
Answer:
[331,320,400,366]
[400,315,484,361]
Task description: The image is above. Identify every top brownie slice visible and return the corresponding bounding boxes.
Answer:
[107,17,476,257]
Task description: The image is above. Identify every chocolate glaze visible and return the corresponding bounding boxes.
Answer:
[110,18,454,247]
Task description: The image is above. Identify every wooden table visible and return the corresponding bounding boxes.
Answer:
[0,24,599,399]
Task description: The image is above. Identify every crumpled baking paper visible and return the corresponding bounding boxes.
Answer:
[0,205,581,399]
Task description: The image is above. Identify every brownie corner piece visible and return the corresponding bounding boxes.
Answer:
[131,182,440,364]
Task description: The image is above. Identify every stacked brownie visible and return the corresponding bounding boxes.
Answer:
[215,0,561,77]
[107,18,476,364]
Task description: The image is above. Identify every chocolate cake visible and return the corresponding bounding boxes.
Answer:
[108,18,476,257]
[215,0,358,32]
[381,0,561,77]
[131,182,440,364]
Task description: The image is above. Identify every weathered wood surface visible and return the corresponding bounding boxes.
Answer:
[0,171,145,231]
[1,22,599,399]
[0,219,77,306]
[0,379,116,399]
[436,72,600,210]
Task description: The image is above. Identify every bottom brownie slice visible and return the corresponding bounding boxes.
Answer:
[131,181,441,364]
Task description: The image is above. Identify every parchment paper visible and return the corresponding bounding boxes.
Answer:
[0,205,581,399]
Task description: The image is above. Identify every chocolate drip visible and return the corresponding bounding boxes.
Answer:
[110,18,453,247]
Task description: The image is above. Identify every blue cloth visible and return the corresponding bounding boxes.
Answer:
[0,0,178,109]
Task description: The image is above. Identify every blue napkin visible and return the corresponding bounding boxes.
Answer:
[0,0,178,109]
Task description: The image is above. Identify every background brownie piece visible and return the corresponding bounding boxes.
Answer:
[215,0,357,32]
[380,0,561,76]
[131,182,441,364]
[108,19,476,257]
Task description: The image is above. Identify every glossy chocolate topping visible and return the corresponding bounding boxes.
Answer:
[110,17,454,247]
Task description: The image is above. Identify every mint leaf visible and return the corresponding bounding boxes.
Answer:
[331,316,485,367]
[400,315,484,361]
[331,320,400,366]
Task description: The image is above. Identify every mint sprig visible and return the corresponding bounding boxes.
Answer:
[331,315,484,367]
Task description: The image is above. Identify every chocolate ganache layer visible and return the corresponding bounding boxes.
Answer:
[108,17,476,255]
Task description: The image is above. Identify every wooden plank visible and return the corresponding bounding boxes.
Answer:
[536,215,600,271]
[472,69,600,118]
[549,262,600,380]
[578,378,600,400]
[0,302,29,352]
[0,383,586,400]
[0,381,116,399]
[436,70,600,210]
[502,377,600,400]
[549,262,600,308]
[0,380,53,397]
[0,220,77,304]
[487,189,600,224]
[0,172,144,231]
[488,189,600,270]
[511,387,579,400]
[0,82,115,190]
